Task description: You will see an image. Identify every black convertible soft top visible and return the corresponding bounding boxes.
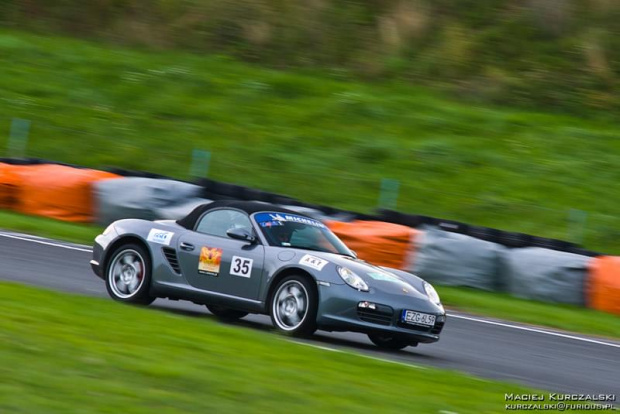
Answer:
[176,200,302,230]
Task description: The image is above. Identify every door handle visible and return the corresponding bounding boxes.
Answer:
[180,242,195,251]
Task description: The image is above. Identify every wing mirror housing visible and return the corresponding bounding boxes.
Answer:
[227,227,257,243]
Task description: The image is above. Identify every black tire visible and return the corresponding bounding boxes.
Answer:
[105,243,154,305]
[206,304,248,321]
[270,275,318,336]
[368,333,413,351]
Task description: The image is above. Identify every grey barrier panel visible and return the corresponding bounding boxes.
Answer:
[94,177,202,225]
[154,198,213,220]
[409,227,506,291]
[504,247,591,306]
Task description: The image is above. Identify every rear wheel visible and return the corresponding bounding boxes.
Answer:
[105,243,154,305]
[206,304,248,321]
[368,333,413,350]
[270,275,317,336]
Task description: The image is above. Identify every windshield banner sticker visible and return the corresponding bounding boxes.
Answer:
[299,254,328,271]
[260,220,283,228]
[255,212,326,229]
[199,246,223,276]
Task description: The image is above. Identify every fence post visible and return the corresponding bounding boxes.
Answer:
[378,178,400,210]
[567,208,587,246]
[190,149,211,178]
[7,118,30,157]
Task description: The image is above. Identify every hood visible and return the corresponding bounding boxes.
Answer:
[313,252,429,300]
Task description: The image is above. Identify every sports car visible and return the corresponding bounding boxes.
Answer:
[90,200,446,350]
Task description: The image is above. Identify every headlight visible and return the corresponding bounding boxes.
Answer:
[424,282,441,306]
[337,266,369,292]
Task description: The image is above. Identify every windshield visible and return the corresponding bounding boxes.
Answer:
[254,212,353,256]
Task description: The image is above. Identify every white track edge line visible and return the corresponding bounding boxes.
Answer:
[354,353,427,369]
[288,340,341,352]
[448,313,620,348]
[287,339,426,369]
[0,232,92,252]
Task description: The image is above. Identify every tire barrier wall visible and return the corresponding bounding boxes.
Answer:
[326,220,418,270]
[93,177,203,225]
[1,159,618,315]
[408,227,506,291]
[195,177,379,222]
[587,256,620,315]
[277,205,334,222]
[503,247,592,306]
[1,163,120,222]
[377,208,591,256]
[0,163,20,210]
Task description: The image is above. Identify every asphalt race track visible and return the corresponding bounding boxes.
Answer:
[1,230,618,395]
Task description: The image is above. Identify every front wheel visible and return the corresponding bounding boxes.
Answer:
[368,334,413,350]
[105,243,154,305]
[206,304,248,321]
[270,275,317,336]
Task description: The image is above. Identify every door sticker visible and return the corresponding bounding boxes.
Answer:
[147,229,174,246]
[198,247,223,276]
[230,256,253,278]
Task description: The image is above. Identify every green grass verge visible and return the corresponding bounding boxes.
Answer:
[2,30,620,253]
[1,209,619,339]
[0,282,572,414]
[0,210,101,244]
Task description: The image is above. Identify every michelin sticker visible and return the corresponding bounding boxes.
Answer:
[299,254,328,271]
[147,229,174,246]
[258,213,326,229]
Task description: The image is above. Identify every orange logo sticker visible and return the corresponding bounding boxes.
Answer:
[198,247,223,276]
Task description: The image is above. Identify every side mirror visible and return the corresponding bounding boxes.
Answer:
[227,227,256,243]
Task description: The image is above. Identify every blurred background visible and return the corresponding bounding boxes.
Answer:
[1,0,619,251]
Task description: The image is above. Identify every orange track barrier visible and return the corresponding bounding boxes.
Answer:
[587,256,620,315]
[326,220,419,269]
[13,164,120,222]
[0,163,22,209]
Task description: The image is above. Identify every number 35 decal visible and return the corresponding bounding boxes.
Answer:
[230,256,253,278]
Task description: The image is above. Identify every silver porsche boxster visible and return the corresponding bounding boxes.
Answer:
[91,200,446,350]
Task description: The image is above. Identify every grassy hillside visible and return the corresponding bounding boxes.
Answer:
[2,0,619,114]
[1,282,593,414]
[1,30,620,252]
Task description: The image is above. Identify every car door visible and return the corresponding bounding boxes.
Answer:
[176,208,265,300]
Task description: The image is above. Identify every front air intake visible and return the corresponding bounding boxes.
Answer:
[357,304,394,326]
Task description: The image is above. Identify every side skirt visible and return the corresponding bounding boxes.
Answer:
[151,281,265,314]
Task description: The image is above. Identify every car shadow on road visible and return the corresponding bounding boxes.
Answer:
[150,300,448,364]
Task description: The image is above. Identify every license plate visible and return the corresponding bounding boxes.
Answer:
[401,310,436,327]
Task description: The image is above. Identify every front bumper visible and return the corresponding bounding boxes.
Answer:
[90,259,102,278]
[90,233,109,280]
[316,283,446,344]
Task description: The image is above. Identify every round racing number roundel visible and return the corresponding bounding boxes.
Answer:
[230,256,253,278]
